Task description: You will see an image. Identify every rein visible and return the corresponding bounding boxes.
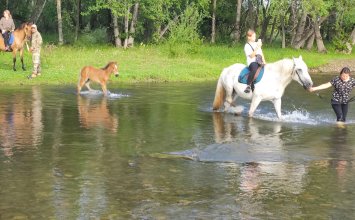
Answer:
[291,62,308,90]
[315,93,355,103]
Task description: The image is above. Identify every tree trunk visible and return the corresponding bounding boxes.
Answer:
[351,26,355,45]
[289,0,298,45]
[305,32,315,50]
[272,29,280,44]
[211,0,217,43]
[260,0,271,40]
[111,13,122,47]
[292,12,307,46]
[292,16,328,50]
[30,0,47,23]
[128,2,139,47]
[314,18,327,53]
[74,0,81,41]
[56,0,63,45]
[247,0,254,30]
[260,16,270,41]
[230,0,242,43]
[159,16,179,40]
[293,28,314,49]
[123,4,130,49]
[281,16,286,48]
[268,17,277,44]
[253,0,259,31]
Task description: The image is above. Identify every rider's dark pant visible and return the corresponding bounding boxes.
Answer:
[2,31,10,47]
[331,99,349,122]
[247,62,259,86]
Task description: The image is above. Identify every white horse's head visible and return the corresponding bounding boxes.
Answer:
[291,56,313,90]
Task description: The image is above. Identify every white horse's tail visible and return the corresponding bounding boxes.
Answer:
[213,76,225,111]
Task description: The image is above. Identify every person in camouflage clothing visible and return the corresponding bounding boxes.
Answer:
[28,24,42,79]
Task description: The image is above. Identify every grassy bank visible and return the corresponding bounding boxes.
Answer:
[0,43,354,85]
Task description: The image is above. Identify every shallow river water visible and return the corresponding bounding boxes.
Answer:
[1,75,355,219]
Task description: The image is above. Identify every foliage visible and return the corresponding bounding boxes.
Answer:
[168,4,205,45]
[332,30,352,53]
[84,0,131,17]
[75,27,109,46]
[0,0,354,51]
[341,1,355,31]
[165,3,208,57]
[303,0,332,17]
[0,44,354,85]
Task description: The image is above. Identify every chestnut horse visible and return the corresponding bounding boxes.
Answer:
[77,61,119,96]
[0,22,32,71]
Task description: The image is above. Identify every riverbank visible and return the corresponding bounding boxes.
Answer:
[309,58,355,74]
[0,44,354,85]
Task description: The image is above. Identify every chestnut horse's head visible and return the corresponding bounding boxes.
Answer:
[106,61,119,77]
[18,22,33,40]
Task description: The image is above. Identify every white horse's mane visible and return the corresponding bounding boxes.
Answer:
[269,58,295,75]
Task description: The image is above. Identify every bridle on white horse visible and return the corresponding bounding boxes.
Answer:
[292,60,309,90]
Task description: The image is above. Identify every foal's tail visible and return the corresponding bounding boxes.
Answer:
[78,67,89,81]
[212,76,225,111]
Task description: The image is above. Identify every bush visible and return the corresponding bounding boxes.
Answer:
[333,30,352,54]
[166,4,206,57]
[168,5,204,45]
[75,27,109,47]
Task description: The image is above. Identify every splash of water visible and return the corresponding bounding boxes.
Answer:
[255,109,335,125]
[79,90,129,99]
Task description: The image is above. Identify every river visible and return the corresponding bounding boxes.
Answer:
[0,75,355,219]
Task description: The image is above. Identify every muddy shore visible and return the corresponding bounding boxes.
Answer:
[310,59,355,74]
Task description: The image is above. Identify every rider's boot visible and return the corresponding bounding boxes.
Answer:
[244,85,251,93]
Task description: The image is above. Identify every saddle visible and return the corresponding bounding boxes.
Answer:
[238,66,265,85]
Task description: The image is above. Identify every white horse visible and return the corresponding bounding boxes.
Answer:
[212,56,313,119]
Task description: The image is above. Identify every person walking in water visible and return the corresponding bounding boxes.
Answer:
[28,24,43,79]
[309,67,355,123]
[0,10,15,51]
[243,29,266,93]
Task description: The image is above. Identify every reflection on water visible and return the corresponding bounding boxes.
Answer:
[77,95,118,133]
[0,82,355,219]
[171,113,297,163]
[327,127,352,187]
[0,87,43,156]
[213,112,283,146]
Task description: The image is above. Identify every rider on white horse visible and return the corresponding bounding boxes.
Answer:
[244,29,266,93]
[212,56,313,119]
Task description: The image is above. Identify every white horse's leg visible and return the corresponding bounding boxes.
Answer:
[224,87,234,110]
[226,89,233,105]
[273,98,282,119]
[232,93,238,103]
[249,96,262,117]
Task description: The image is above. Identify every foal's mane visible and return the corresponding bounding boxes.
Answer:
[101,62,116,70]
